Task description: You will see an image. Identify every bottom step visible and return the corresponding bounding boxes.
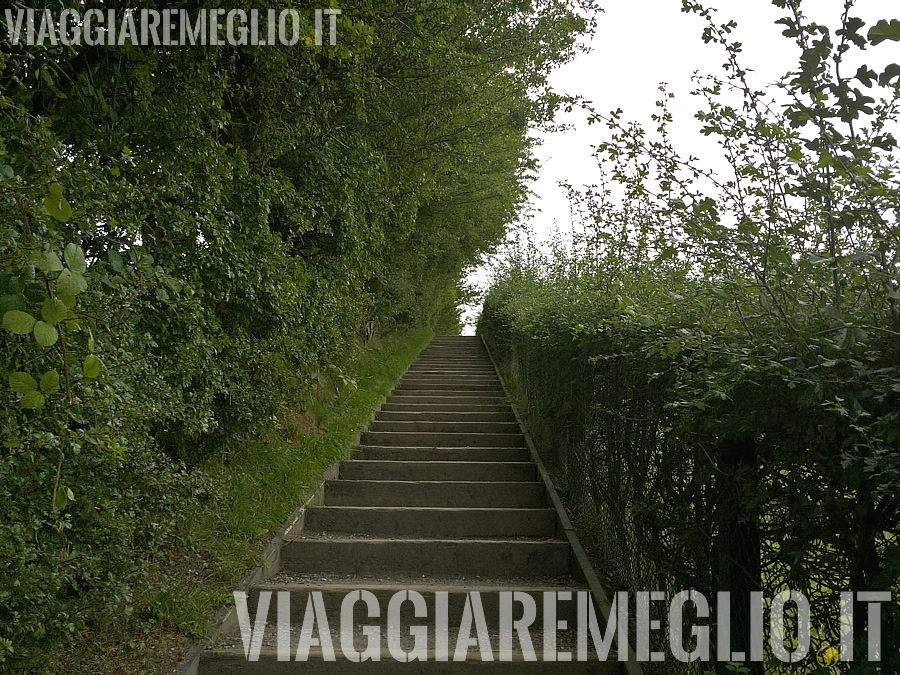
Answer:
[201,648,619,673]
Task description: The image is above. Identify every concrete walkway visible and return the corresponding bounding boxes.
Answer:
[199,336,627,672]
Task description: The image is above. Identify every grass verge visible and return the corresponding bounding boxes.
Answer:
[53,328,433,674]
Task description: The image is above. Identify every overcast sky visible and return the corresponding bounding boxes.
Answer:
[461,0,898,332]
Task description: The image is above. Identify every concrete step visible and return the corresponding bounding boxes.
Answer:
[323,481,547,508]
[386,394,507,405]
[280,538,571,577]
[354,446,532,462]
[402,372,499,379]
[339,460,536,482]
[380,403,512,414]
[375,411,516,423]
[413,357,493,363]
[407,365,496,371]
[244,583,587,624]
[361,431,524,448]
[396,382,505,392]
[405,371,498,377]
[368,421,520,434]
[406,359,497,375]
[305,506,556,538]
[399,379,502,388]
[200,649,615,672]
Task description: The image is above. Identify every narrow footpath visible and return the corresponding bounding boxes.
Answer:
[199,336,629,672]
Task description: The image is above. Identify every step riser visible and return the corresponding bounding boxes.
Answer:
[368,422,520,434]
[324,482,547,508]
[340,461,535,482]
[375,412,516,423]
[280,540,570,577]
[245,588,582,625]
[305,507,556,538]
[354,448,532,462]
[361,432,524,448]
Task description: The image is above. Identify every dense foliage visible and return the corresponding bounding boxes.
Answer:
[0,0,593,666]
[481,1,899,672]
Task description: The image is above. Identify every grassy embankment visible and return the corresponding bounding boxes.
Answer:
[53,329,433,674]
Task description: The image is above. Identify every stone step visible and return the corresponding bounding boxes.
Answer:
[323,481,547,508]
[244,583,588,624]
[339,460,536,482]
[354,446,532,462]
[361,431,524,448]
[368,421,520,435]
[280,539,571,577]
[305,506,556,538]
[375,411,516,423]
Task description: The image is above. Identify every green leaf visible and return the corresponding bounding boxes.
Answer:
[108,250,124,272]
[64,243,86,273]
[44,193,73,223]
[57,269,87,296]
[9,372,37,393]
[41,297,68,325]
[48,183,64,198]
[83,355,102,378]
[3,310,36,334]
[33,321,58,348]
[53,486,70,510]
[879,64,900,87]
[35,251,64,273]
[21,391,45,409]
[868,19,900,46]
[58,294,77,309]
[40,370,60,394]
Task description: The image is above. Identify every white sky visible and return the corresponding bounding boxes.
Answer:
[461,0,898,333]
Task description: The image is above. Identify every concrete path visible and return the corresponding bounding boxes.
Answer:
[199,336,626,672]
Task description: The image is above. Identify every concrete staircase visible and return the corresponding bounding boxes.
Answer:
[198,336,628,672]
